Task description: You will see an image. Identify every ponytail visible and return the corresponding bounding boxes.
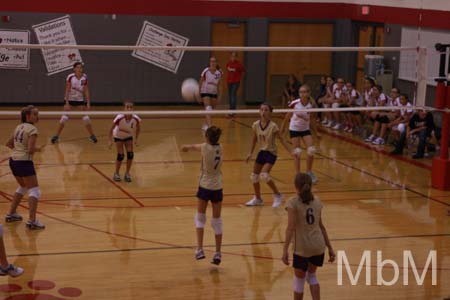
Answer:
[294,173,314,205]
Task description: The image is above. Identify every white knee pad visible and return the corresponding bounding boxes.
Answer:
[306,272,319,285]
[28,186,41,200]
[82,115,91,125]
[294,147,302,156]
[195,213,206,228]
[15,186,27,195]
[250,173,259,183]
[332,102,340,109]
[398,123,406,133]
[205,106,213,111]
[211,218,223,235]
[293,276,306,293]
[0,224,3,238]
[307,146,317,156]
[260,172,271,183]
[60,115,69,124]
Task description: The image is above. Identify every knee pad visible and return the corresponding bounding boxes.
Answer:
[15,186,27,196]
[307,146,317,156]
[60,115,69,124]
[332,102,340,109]
[117,153,125,162]
[127,152,134,160]
[250,173,259,183]
[195,213,206,228]
[398,123,406,133]
[82,115,91,125]
[260,172,270,183]
[0,224,3,238]
[293,275,306,293]
[205,105,213,111]
[211,217,223,235]
[306,272,319,285]
[28,187,41,200]
[294,147,302,156]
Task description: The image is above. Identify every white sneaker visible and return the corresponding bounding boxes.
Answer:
[272,193,283,208]
[347,127,353,133]
[325,121,333,128]
[26,220,45,230]
[372,137,385,145]
[0,264,24,277]
[332,123,341,130]
[321,118,328,125]
[246,197,264,206]
[195,249,205,260]
[365,135,375,143]
[211,252,222,265]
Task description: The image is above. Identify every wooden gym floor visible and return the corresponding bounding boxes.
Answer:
[0,106,449,300]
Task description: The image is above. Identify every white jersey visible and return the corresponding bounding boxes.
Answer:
[112,114,141,139]
[334,86,347,99]
[67,73,88,102]
[395,100,413,117]
[364,88,373,106]
[199,143,223,190]
[349,89,363,106]
[288,99,311,132]
[200,68,222,94]
[374,93,387,106]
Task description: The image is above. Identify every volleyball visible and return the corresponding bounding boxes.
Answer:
[181,78,200,102]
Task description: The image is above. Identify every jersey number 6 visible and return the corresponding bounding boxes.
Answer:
[306,208,315,225]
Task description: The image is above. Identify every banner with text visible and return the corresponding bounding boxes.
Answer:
[0,29,30,70]
[132,21,189,74]
[32,15,82,76]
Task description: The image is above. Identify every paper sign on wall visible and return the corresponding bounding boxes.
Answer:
[32,15,82,76]
[0,29,30,69]
[132,21,189,74]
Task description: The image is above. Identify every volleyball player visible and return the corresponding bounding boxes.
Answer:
[108,101,141,182]
[51,62,98,144]
[246,103,297,208]
[282,85,318,184]
[282,173,335,300]
[5,105,45,230]
[198,57,223,131]
[181,126,223,265]
[365,85,389,145]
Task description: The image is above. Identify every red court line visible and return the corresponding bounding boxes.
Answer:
[318,128,432,171]
[88,163,145,208]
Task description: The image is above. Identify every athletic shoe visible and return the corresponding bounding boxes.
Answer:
[343,125,350,132]
[365,135,375,143]
[26,220,45,230]
[245,197,264,206]
[211,252,222,265]
[272,193,283,208]
[332,123,341,130]
[50,135,59,144]
[347,127,353,133]
[124,174,132,182]
[0,264,24,277]
[113,173,121,182]
[321,118,328,125]
[5,213,22,223]
[324,121,333,128]
[89,135,98,143]
[307,171,318,184]
[195,249,205,260]
[372,137,385,145]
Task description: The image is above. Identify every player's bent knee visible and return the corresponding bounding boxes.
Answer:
[250,173,259,183]
[28,187,41,200]
[15,186,27,196]
[306,272,319,285]
[195,213,206,228]
[307,146,316,156]
[117,153,125,162]
[127,152,134,160]
[60,115,69,124]
[294,147,302,156]
[82,115,91,125]
[259,172,271,183]
[211,217,223,235]
[293,275,306,293]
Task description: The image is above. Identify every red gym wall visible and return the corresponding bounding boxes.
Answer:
[3,0,450,30]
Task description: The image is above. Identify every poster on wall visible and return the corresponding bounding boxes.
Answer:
[132,21,189,74]
[32,15,82,76]
[0,29,30,70]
